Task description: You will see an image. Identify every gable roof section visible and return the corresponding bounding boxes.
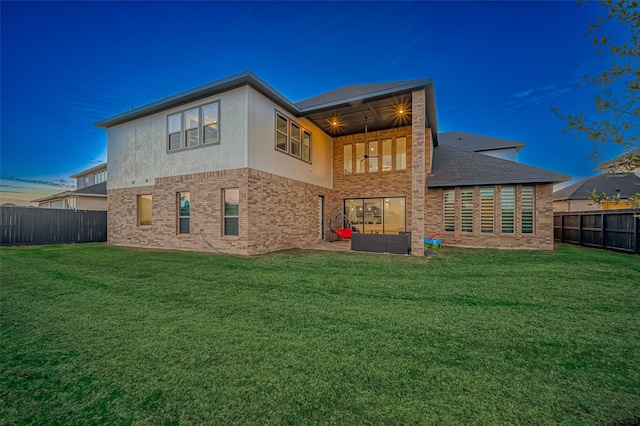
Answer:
[438,131,525,152]
[295,80,428,110]
[595,147,640,171]
[428,146,569,188]
[553,173,640,201]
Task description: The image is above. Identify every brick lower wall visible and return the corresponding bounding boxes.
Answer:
[107,168,329,255]
[425,184,555,250]
[107,165,556,255]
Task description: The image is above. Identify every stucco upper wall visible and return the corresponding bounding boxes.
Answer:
[107,87,248,190]
[247,88,333,189]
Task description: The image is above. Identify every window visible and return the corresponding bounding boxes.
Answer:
[396,137,407,170]
[203,103,219,144]
[65,198,76,210]
[223,188,239,236]
[290,123,301,157]
[356,143,365,173]
[138,195,152,226]
[302,131,311,162]
[344,197,405,234]
[167,101,220,151]
[501,186,515,234]
[178,192,190,234]
[274,112,311,163]
[168,113,182,150]
[94,170,107,184]
[480,187,494,233]
[84,176,90,187]
[461,189,474,233]
[184,108,199,147]
[276,114,288,152]
[382,139,392,171]
[368,141,378,172]
[443,189,455,232]
[344,144,352,174]
[521,187,534,233]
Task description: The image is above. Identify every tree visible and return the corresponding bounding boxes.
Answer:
[553,0,639,209]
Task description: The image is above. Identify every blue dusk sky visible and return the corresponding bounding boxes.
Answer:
[0,1,628,205]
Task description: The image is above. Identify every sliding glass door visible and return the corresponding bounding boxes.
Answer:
[344,197,405,234]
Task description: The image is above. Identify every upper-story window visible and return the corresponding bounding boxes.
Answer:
[345,136,407,174]
[167,101,220,152]
[94,170,107,184]
[275,112,311,163]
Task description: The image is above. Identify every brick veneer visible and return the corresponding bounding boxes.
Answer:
[425,184,555,250]
[330,126,414,234]
[411,89,427,256]
[108,168,330,255]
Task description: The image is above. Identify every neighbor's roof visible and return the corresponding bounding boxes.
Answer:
[595,147,640,171]
[74,181,107,196]
[70,162,107,179]
[31,190,75,203]
[31,182,107,203]
[428,146,569,187]
[553,173,640,201]
[438,131,525,153]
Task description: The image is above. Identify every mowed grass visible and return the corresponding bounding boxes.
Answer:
[0,243,639,425]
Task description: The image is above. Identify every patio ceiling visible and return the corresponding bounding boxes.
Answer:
[302,93,414,137]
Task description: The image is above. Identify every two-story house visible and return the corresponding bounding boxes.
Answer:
[95,71,567,255]
[554,148,640,212]
[32,163,108,211]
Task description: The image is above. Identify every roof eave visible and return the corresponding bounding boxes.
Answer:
[70,162,107,178]
[427,176,569,188]
[297,79,434,113]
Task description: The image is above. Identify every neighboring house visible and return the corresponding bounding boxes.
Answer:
[95,71,568,255]
[31,163,108,210]
[554,148,640,212]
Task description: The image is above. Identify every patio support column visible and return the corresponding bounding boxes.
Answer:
[411,89,426,256]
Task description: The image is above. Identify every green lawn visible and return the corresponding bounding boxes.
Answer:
[1,243,639,425]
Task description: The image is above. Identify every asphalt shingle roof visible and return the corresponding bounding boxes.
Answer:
[428,146,569,187]
[294,80,427,110]
[74,181,107,196]
[438,131,525,152]
[553,173,640,200]
[595,147,640,171]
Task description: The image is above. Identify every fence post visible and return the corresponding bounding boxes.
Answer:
[601,212,605,250]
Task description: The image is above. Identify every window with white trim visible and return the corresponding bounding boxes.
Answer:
[521,187,534,233]
[223,188,239,236]
[443,189,455,232]
[138,195,152,226]
[501,186,515,234]
[178,192,190,234]
[480,187,494,233]
[461,189,474,233]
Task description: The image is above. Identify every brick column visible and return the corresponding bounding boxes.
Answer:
[411,89,426,256]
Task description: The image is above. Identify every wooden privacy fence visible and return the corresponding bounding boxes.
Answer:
[0,207,107,246]
[554,210,639,254]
